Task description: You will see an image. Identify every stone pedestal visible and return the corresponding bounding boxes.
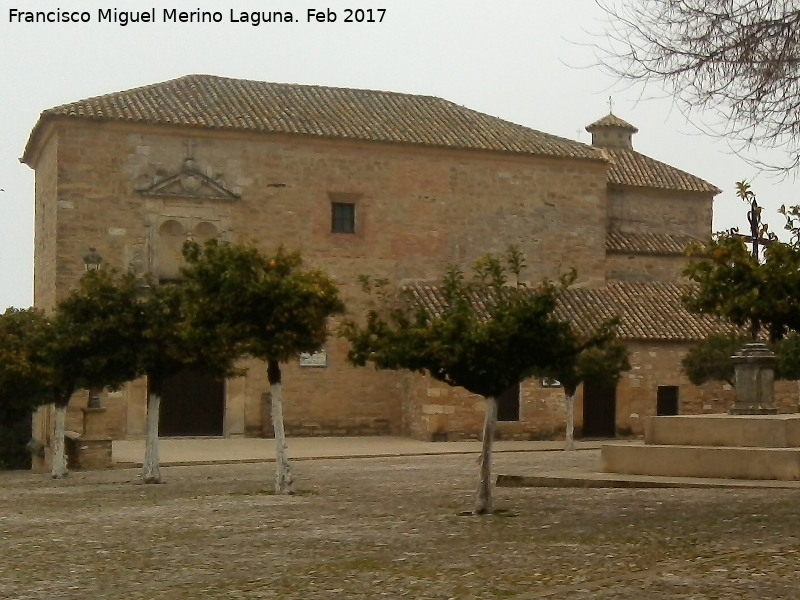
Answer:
[730,342,778,415]
[78,407,113,470]
[74,438,113,470]
[81,407,108,437]
[602,414,800,481]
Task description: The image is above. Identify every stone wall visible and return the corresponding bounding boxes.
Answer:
[30,120,610,440]
[406,374,574,442]
[402,340,799,442]
[606,252,690,283]
[614,341,798,436]
[33,131,59,310]
[608,187,713,240]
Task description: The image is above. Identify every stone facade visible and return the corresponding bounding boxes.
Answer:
[608,187,712,239]
[24,75,785,460]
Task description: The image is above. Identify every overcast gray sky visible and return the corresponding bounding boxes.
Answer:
[1,0,797,309]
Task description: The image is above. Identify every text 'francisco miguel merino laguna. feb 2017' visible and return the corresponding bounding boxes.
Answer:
[7,7,388,26]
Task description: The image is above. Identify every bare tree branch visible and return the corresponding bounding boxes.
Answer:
[596,0,800,172]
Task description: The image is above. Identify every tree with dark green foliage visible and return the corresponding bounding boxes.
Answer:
[538,323,630,451]
[681,333,751,388]
[136,280,240,484]
[0,308,51,469]
[42,269,144,478]
[773,334,800,382]
[682,332,800,387]
[181,240,344,493]
[341,248,575,515]
[684,183,800,341]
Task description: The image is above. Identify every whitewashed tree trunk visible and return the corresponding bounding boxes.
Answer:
[564,392,576,451]
[271,382,294,494]
[474,395,497,515]
[51,404,68,479]
[142,392,162,484]
[269,360,293,494]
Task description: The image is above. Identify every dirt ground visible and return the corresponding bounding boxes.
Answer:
[1,450,798,599]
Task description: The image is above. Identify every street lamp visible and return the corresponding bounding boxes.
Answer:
[83,247,103,271]
[82,248,103,408]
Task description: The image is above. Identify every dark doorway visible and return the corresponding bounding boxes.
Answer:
[497,383,520,422]
[656,385,679,416]
[582,382,616,437]
[156,368,225,436]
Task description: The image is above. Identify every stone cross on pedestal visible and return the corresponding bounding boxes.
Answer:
[728,184,779,415]
[727,183,778,339]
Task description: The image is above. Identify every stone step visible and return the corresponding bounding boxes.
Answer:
[644,414,800,448]
[602,443,800,481]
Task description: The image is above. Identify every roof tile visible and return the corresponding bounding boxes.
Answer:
[28,74,601,161]
[25,75,720,195]
[586,113,639,132]
[602,147,719,193]
[404,281,730,342]
[606,230,703,255]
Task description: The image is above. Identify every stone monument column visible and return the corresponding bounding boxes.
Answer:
[730,342,778,415]
[77,406,113,470]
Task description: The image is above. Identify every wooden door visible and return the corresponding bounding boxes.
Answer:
[581,382,616,438]
[156,368,225,436]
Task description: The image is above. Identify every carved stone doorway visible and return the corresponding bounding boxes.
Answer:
[156,368,225,436]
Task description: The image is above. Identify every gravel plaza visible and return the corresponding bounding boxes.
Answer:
[2,443,799,599]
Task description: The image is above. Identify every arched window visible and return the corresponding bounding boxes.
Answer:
[192,221,219,244]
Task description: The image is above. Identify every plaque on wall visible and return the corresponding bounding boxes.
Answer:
[541,378,562,388]
[299,350,327,368]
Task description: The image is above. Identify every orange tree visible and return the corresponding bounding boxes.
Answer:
[135,280,240,484]
[40,269,144,478]
[537,322,630,451]
[181,240,344,494]
[0,308,51,469]
[685,184,800,341]
[684,235,800,340]
[341,248,575,515]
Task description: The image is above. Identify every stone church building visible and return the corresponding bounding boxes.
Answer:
[21,74,797,457]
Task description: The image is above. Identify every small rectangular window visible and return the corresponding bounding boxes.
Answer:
[331,202,355,234]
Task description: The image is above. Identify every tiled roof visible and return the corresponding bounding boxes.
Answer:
[601,147,720,193]
[586,113,638,132]
[556,282,730,342]
[25,74,601,162]
[606,230,703,255]
[404,281,730,342]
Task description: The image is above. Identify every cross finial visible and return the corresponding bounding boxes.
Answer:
[608,96,614,114]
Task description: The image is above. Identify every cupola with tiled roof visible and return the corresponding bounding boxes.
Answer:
[585,112,719,194]
[585,113,639,150]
